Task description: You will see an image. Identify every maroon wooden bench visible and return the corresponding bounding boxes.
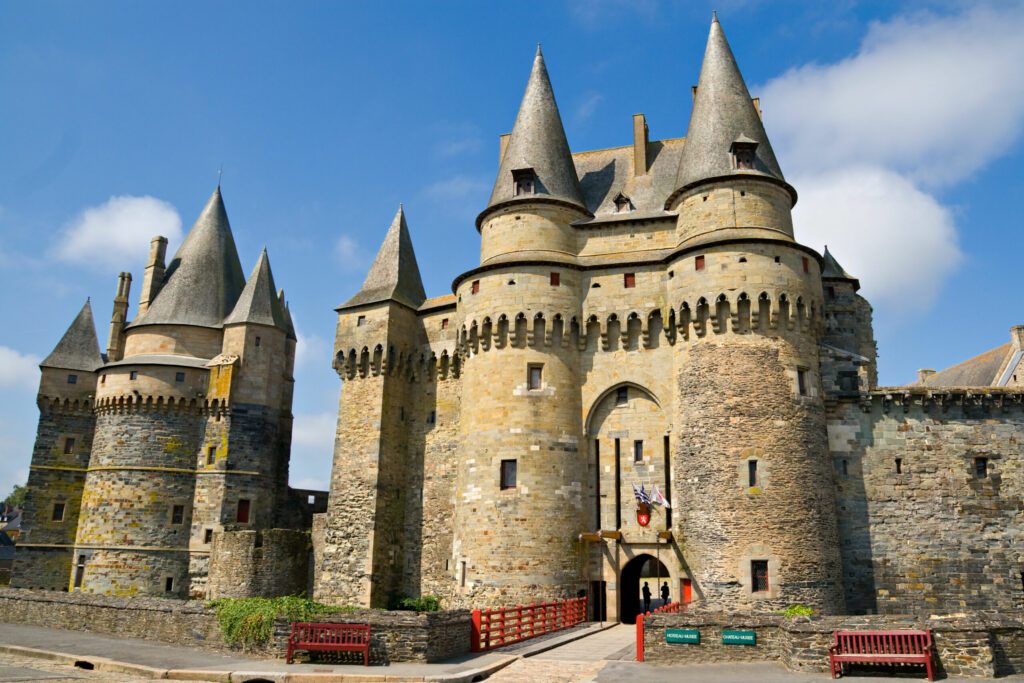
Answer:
[829,629,935,681]
[286,622,370,665]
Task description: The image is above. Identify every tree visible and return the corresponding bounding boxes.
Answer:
[3,484,26,509]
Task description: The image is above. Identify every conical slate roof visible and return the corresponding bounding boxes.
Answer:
[821,246,860,289]
[224,249,287,330]
[41,300,104,372]
[341,205,426,310]
[129,187,246,329]
[279,289,297,340]
[479,46,587,226]
[669,16,787,206]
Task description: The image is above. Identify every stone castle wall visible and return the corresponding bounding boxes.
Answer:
[829,391,1024,615]
[206,529,311,599]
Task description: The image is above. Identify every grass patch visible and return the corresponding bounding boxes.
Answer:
[394,595,441,612]
[208,596,358,649]
[780,603,814,617]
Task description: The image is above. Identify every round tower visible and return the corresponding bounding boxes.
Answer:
[665,17,844,613]
[450,48,590,607]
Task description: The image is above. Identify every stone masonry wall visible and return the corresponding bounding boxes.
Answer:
[12,404,94,591]
[643,610,1024,677]
[829,393,1024,615]
[207,529,310,599]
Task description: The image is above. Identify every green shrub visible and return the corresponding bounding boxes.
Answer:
[780,603,814,617]
[208,596,357,649]
[396,595,441,612]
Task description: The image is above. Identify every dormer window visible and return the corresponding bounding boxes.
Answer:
[613,193,632,213]
[512,168,536,196]
[730,135,759,170]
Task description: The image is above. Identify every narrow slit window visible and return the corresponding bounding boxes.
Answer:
[63,437,76,455]
[254,336,261,347]
[204,529,213,544]
[164,577,174,593]
[428,410,436,424]
[695,255,705,271]
[842,459,849,477]
[802,256,810,273]
[623,273,636,288]
[460,560,467,587]
[748,460,758,487]
[52,502,66,521]
[751,560,769,592]
[207,446,216,465]
[170,504,184,525]
[471,280,480,295]
[550,272,560,286]
[616,387,628,406]
[528,364,543,391]
[895,458,903,474]
[236,499,251,524]
[797,369,808,396]
[974,457,988,479]
[500,459,517,490]
[73,556,85,589]
[633,440,643,463]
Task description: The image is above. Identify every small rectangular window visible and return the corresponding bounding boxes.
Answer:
[633,440,643,463]
[842,459,849,477]
[748,460,758,487]
[500,459,517,490]
[255,336,261,347]
[616,387,628,406]
[52,502,66,521]
[206,446,216,465]
[623,273,636,288]
[356,315,366,327]
[695,255,705,271]
[204,528,213,544]
[802,256,810,273]
[471,280,480,295]
[67,374,77,384]
[751,560,769,592]
[974,457,988,479]
[550,272,560,286]
[100,374,106,384]
[236,499,251,524]
[797,369,808,396]
[460,560,467,587]
[827,286,836,299]
[63,437,76,455]
[130,371,138,380]
[165,577,174,593]
[428,410,436,424]
[528,364,543,391]
[171,504,184,525]
[513,168,535,196]
[441,318,449,330]
[73,556,85,589]
[175,372,185,383]
[895,458,903,474]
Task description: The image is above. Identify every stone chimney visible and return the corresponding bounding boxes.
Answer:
[106,272,132,362]
[498,133,511,163]
[917,369,936,385]
[633,113,648,176]
[138,236,168,316]
[1010,325,1024,351]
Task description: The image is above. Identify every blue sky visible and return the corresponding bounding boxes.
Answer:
[2,1,1023,496]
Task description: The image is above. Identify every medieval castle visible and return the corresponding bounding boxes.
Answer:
[12,17,1023,623]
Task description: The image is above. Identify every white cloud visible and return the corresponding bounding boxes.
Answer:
[54,195,182,271]
[791,166,960,310]
[292,412,336,450]
[756,5,1024,314]
[295,330,331,372]
[0,346,41,391]
[335,234,370,271]
[574,92,605,124]
[761,5,1024,187]
[422,175,490,202]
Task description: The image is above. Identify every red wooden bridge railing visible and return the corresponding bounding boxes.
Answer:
[636,601,683,662]
[471,597,588,652]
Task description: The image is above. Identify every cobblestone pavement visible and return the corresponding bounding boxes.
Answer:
[0,651,210,683]
[486,657,608,682]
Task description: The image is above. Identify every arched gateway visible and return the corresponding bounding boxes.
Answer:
[619,554,671,624]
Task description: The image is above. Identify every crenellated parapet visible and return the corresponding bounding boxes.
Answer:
[93,393,230,417]
[37,395,95,415]
[844,387,1024,414]
[334,342,460,383]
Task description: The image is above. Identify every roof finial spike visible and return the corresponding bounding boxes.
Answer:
[536,42,542,56]
[217,164,223,189]
[712,10,718,22]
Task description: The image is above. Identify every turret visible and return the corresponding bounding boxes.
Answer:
[476,47,591,265]
[106,272,132,362]
[316,205,429,608]
[665,16,844,613]
[12,301,102,590]
[821,247,878,391]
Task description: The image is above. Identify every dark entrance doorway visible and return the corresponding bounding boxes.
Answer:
[590,580,607,621]
[619,554,670,624]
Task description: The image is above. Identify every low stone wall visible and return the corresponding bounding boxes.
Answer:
[0,588,471,663]
[644,610,1024,678]
[207,528,311,600]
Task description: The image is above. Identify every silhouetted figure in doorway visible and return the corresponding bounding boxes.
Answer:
[661,581,670,606]
[642,581,652,612]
